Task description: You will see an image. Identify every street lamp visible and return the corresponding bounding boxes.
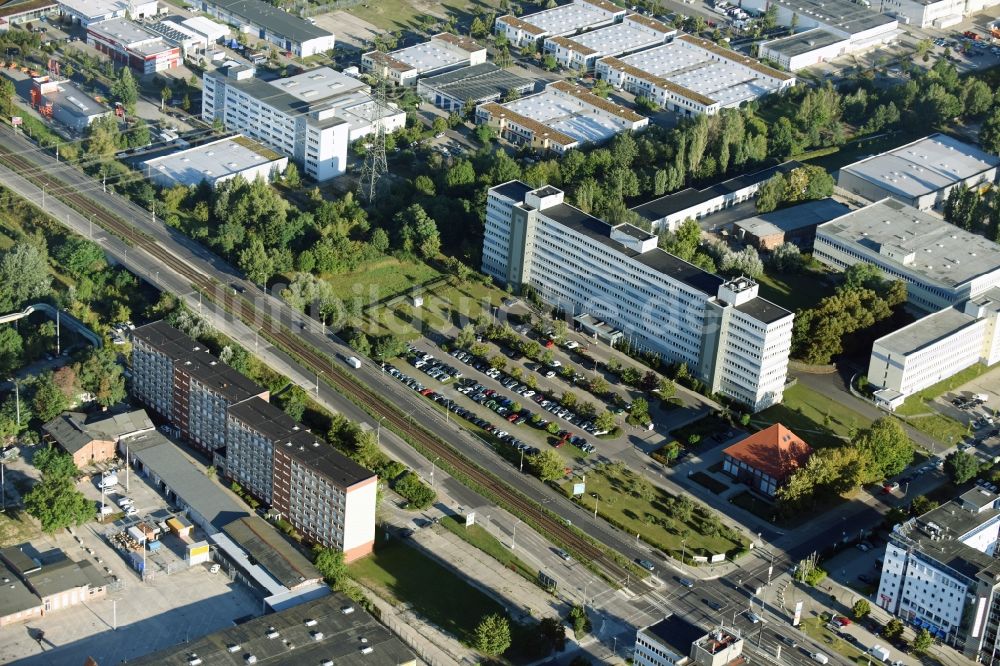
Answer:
[430,456,440,488]
[511,518,522,551]
[377,415,387,446]
[519,447,525,473]
[681,539,687,565]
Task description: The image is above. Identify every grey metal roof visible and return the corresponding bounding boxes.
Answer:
[129,593,416,666]
[770,0,896,35]
[733,198,851,238]
[128,431,250,531]
[42,412,93,454]
[761,28,847,57]
[0,561,40,619]
[221,516,320,589]
[25,556,96,598]
[205,0,333,44]
[418,63,533,103]
[873,306,978,356]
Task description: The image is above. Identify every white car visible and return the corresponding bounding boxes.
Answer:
[564,340,580,350]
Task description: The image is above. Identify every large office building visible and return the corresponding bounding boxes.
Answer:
[131,320,270,453]
[417,63,534,112]
[596,34,795,117]
[483,182,793,411]
[868,289,1000,410]
[543,14,675,71]
[202,65,406,181]
[740,0,898,52]
[86,17,181,74]
[362,33,486,87]
[476,80,648,154]
[141,135,288,188]
[198,0,335,57]
[814,199,1000,314]
[837,134,1000,211]
[226,397,377,561]
[877,487,1000,659]
[495,0,625,49]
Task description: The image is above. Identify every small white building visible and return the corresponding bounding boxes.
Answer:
[758,28,850,71]
[57,0,158,27]
[32,76,110,131]
[362,33,486,86]
[543,14,675,71]
[880,0,1000,28]
[495,0,625,49]
[141,135,288,188]
[181,16,230,44]
[837,133,1000,211]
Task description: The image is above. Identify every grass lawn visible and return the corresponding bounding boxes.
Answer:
[756,269,836,313]
[799,617,870,664]
[903,412,968,448]
[346,0,502,31]
[896,363,994,416]
[350,534,506,644]
[326,257,441,303]
[0,510,40,547]
[755,383,871,448]
[439,515,536,582]
[562,462,745,561]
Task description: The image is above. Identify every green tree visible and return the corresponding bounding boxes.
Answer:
[568,605,591,636]
[628,397,650,425]
[542,54,558,71]
[110,67,139,114]
[54,237,105,281]
[0,327,23,376]
[393,472,436,508]
[0,77,16,117]
[910,495,939,516]
[374,334,407,361]
[981,107,1000,155]
[0,395,28,438]
[528,449,566,482]
[910,628,933,655]
[0,242,51,311]
[853,418,914,483]
[24,475,94,532]
[474,613,512,656]
[853,598,871,619]
[78,347,126,408]
[279,385,308,421]
[755,174,786,213]
[33,445,79,479]
[314,547,348,589]
[31,371,67,422]
[239,236,274,285]
[283,162,301,188]
[594,410,616,433]
[883,618,904,641]
[456,324,476,349]
[945,450,980,484]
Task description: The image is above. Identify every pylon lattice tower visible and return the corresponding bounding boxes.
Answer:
[358,74,389,204]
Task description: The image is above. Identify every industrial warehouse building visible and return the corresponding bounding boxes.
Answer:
[880,0,1000,29]
[57,0,159,27]
[495,0,625,49]
[595,34,795,116]
[837,134,1000,210]
[362,33,486,86]
[731,198,851,251]
[758,28,850,71]
[30,75,110,131]
[483,182,793,411]
[476,80,647,153]
[141,135,288,188]
[739,0,898,53]
[814,199,1000,314]
[86,17,181,74]
[417,63,535,111]
[0,0,56,29]
[543,14,675,70]
[199,0,335,57]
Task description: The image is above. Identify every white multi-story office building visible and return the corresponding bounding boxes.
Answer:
[483,182,793,411]
[814,199,1000,314]
[362,33,487,87]
[202,65,405,181]
[495,0,625,49]
[877,487,1000,660]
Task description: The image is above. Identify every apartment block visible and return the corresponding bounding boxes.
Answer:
[202,65,405,181]
[130,321,269,453]
[226,398,377,561]
[362,33,486,86]
[877,487,1000,659]
[495,0,625,49]
[483,182,793,412]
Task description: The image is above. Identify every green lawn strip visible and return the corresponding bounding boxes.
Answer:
[0,509,42,548]
[690,471,728,494]
[561,464,745,561]
[798,617,870,664]
[346,0,503,31]
[902,412,968,447]
[755,383,871,448]
[349,536,506,645]
[439,515,537,583]
[756,269,836,313]
[326,257,441,302]
[897,363,993,416]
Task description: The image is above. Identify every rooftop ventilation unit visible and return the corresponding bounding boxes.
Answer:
[305,619,318,627]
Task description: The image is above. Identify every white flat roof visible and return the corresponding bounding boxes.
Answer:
[267,66,367,103]
[840,133,1000,201]
[562,19,670,56]
[518,2,613,35]
[181,15,230,41]
[501,88,623,144]
[141,136,283,186]
[874,305,979,356]
[88,17,160,46]
[388,38,471,74]
[619,41,783,107]
[58,0,129,20]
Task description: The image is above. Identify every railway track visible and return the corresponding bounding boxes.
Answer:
[0,142,636,586]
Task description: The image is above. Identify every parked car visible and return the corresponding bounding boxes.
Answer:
[636,558,655,572]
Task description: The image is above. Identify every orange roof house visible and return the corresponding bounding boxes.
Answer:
[722,424,812,497]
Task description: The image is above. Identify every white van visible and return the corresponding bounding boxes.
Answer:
[345,356,362,369]
[811,653,829,664]
[98,474,118,489]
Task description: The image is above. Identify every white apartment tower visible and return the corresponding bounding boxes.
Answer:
[483,182,793,411]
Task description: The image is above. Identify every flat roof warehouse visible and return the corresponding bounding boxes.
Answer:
[771,0,896,34]
[206,0,333,43]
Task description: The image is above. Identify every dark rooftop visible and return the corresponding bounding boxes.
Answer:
[229,398,375,489]
[129,593,416,666]
[43,409,153,454]
[642,614,705,656]
[222,516,321,589]
[133,321,266,405]
[419,62,533,103]
[0,546,39,576]
[735,297,792,324]
[25,556,99,598]
[631,161,802,222]
[0,561,40,619]
[492,180,533,203]
[206,0,333,44]
[634,249,725,294]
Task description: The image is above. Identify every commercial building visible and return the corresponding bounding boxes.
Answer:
[199,0,335,57]
[30,76,110,131]
[141,135,288,188]
[880,0,1000,29]
[476,80,648,154]
[87,17,181,74]
[596,34,795,117]
[631,161,801,233]
[813,198,1000,314]
[42,408,154,468]
[417,63,534,112]
[226,397,377,561]
[57,0,158,27]
[543,14,675,71]
[484,182,793,411]
[362,33,486,87]
[131,320,270,453]
[145,19,205,56]
[722,423,812,497]
[877,486,1000,658]
[0,560,42,627]
[635,617,745,666]
[180,15,230,44]
[837,134,1000,211]
[0,546,108,619]
[758,28,850,71]
[731,198,851,251]
[868,289,1000,410]
[130,593,416,666]
[202,65,405,181]
[739,0,898,52]
[0,0,56,29]
[495,0,625,49]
